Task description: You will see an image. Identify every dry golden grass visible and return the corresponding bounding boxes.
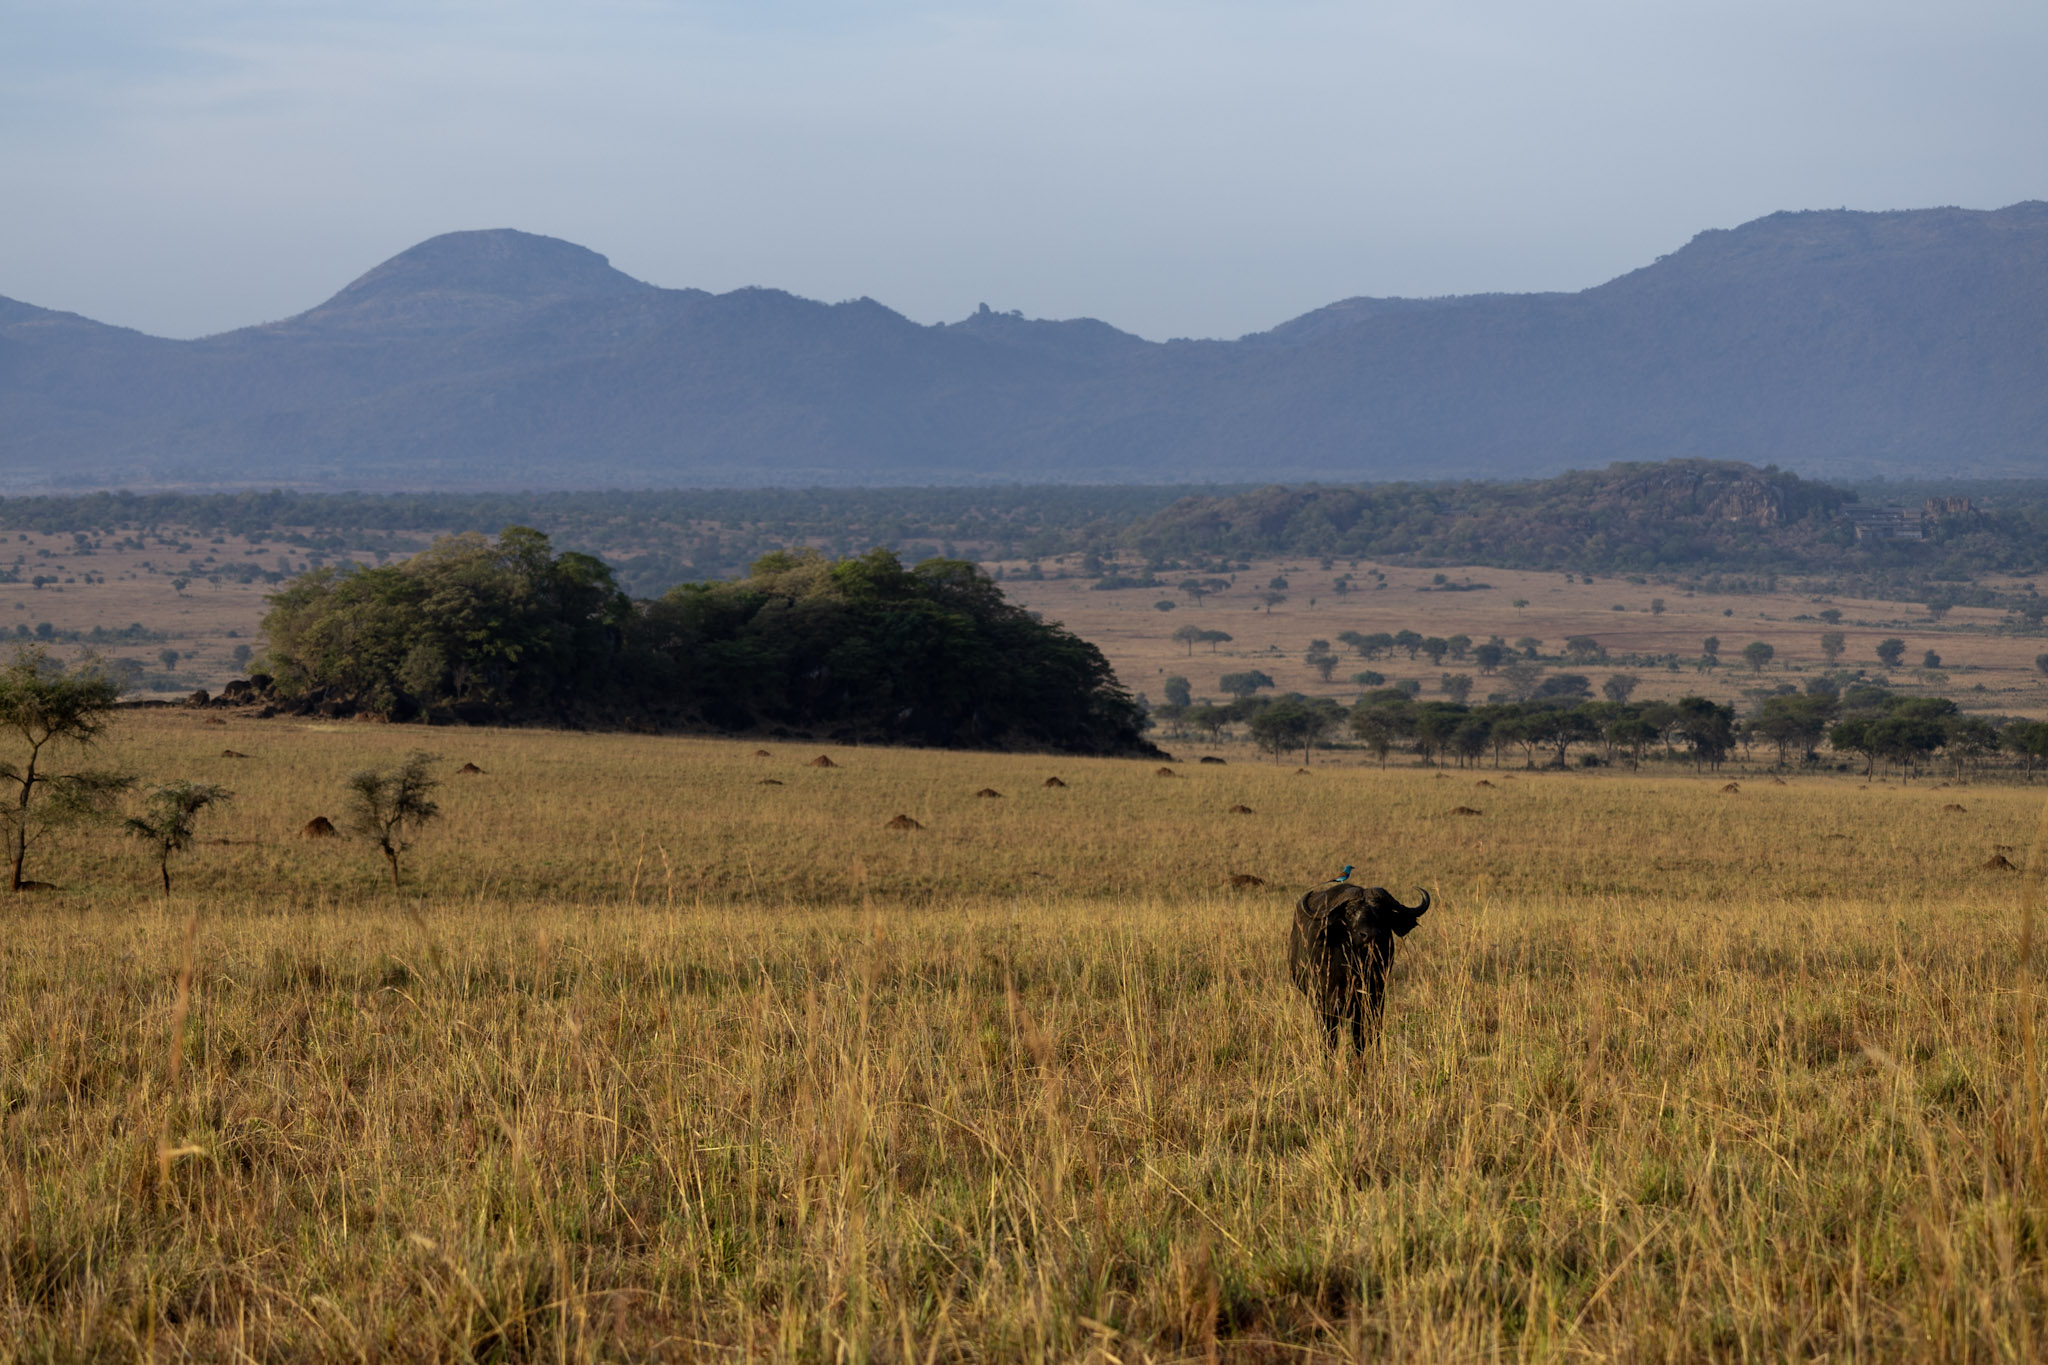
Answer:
[4,712,2048,1360]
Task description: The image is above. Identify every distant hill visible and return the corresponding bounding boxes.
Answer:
[4,205,2047,490]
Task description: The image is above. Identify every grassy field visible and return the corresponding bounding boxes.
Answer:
[4,712,2048,1360]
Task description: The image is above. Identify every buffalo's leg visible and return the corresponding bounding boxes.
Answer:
[1320,1010,1345,1048]
[1350,949,1390,1052]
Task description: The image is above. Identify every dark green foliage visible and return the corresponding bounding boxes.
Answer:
[1121,462,2048,595]
[1246,696,1344,763]
[1751,695,1838,766]
[640,548,1146,752]
[1219,671,1277,700]
[1831,693,1960,772]
[263,527,633,722]
[1340,688,1752,772]
[1126,462,1850,570]
[262,531,1148,753]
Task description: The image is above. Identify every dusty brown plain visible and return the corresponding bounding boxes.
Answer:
[12,527,2046,722]
[1001,559,2048,720]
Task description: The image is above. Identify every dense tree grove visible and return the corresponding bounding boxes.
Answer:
[260,530,1150,754]
[263,528,630,722]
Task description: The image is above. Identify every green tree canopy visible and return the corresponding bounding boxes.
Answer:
[125,781,232,894]
[1247,697,1342,764]
[1219,670,1277,699]
[263,526,631,722]
[1751,694,1837,767]
[0,648,130,891]
[642,548,1146,752]
[264,534,1149,754]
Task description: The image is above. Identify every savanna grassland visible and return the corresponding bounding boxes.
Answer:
[5,711,2048,1361]
[1001,560,2048,718]
[13,517,2048,722]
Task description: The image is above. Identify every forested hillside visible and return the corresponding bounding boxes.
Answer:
[1122,462,2048,588]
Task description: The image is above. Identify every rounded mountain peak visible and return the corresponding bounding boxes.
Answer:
[292,229,650,332]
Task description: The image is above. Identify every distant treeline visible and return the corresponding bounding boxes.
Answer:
[0,486,1225,597]
[259,529,1149,753]
[6,462,2048,603]
[1165,683,2048,779]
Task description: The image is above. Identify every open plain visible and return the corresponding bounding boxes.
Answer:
[7,523,2047,723]
[1000,560,2048,719]
[3,711,2047,1360]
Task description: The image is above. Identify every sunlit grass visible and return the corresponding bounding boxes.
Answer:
[3,713,2046,1359]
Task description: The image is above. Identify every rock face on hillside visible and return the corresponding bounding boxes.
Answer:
[1592,464,1813,528]
[4,204,2047,489]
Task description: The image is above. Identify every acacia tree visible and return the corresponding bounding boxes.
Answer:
[0,648,131,891]
[1219,670,1276,700]
[346,751,442,888]
[125,782,232,894]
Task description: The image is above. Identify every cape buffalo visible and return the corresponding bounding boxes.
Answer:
[1289,880,1431,1050]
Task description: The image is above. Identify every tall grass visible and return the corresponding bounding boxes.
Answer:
[2,715,2045,1359]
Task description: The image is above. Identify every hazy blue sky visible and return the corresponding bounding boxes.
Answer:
[4,0,2044,340]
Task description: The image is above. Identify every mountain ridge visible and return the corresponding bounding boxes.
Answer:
[4,204,2045,490]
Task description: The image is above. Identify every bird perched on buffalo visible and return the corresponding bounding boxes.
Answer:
[1289,877,1431,1051]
